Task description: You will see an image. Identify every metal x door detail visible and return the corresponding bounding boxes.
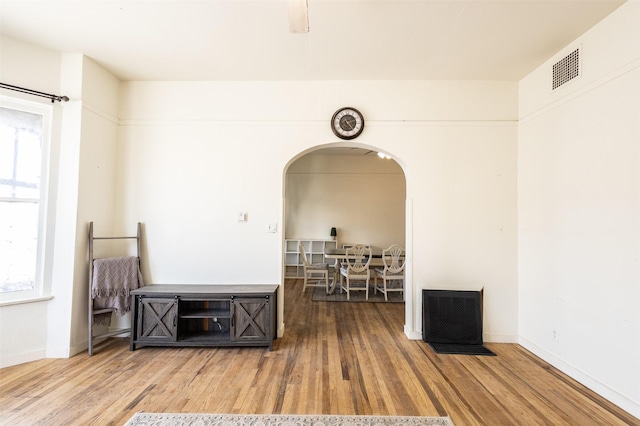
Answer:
[233,298,268,340]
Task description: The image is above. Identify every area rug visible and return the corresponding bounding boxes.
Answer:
[124,413,455,426]
[311,286,404,303]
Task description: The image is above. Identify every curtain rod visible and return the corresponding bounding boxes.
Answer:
[0,82,69,103]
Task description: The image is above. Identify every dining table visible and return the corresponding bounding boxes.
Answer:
[323,247,400,294]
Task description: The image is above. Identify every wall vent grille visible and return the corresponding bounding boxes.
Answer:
[552,48,580,90]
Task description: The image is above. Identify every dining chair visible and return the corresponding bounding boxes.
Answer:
[340,244,371,268]
[299,242,330,293]
[374,244,405,301]
[339,244,372,300]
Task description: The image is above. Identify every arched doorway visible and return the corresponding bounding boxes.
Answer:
[280,143,411,336]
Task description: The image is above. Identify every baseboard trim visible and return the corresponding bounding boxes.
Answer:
[519,337,640,419]
[0,348,46,368]
[484,332,518,343]
[404,325,422,340]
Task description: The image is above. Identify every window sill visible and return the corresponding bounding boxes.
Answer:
[0,295,54,307]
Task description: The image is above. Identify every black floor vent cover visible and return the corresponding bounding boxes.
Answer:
[428,343,496,356]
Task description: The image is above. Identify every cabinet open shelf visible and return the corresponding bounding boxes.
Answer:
[179,309,231,318]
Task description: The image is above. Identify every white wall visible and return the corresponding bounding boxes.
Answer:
[71,56,122,351]
[518,0,640,417]
[46,55,122,358]
[117,80,518,343]
[286,153,405,249]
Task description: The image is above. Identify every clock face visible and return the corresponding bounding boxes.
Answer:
[331,107,364,140]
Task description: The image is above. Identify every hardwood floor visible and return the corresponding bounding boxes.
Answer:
[1,279,637,426]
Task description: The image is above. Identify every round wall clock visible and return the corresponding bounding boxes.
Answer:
[331,107,365,140]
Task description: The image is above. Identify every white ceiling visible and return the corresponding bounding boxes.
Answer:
[0,0,626,82]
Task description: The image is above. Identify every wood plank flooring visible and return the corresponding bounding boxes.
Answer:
[1,279,637,425]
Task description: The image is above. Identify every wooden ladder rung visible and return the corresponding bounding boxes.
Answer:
[92,308,117,315]
[92,328,130,339]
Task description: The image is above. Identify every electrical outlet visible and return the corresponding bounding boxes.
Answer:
[267,223,277,233]
[553,330,559,342]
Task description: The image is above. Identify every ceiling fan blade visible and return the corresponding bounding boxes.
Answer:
[288,0,309,33]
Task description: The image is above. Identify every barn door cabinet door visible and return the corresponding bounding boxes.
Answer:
[231,296,270,343]
[136,296,178,342]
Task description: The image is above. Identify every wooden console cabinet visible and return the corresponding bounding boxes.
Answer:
[130,284,278,351]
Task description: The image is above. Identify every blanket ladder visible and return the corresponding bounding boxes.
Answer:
[88,222,142,356]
